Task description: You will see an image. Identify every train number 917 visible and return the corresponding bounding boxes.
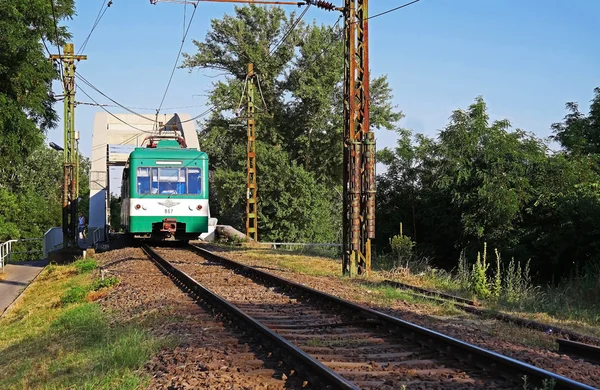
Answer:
[165,208,174,214]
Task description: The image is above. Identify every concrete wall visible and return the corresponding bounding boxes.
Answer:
[89,112,200,241]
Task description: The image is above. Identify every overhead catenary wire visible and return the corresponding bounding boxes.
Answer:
[48,0,65,86]
[156,2,199,116]
[268,4,310,57]
[77,84,154,133]
[189,9,339,122]
[78,0,113,54]
[364,0,420,21]
[75,71,157,122]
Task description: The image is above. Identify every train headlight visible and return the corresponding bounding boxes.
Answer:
[135,204,141,210]
[188,205,194,211]
[142,205,147,210]
[196,204,203,211]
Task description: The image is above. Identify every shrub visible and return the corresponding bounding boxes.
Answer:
[389,228,415,267]
[491,248,502,300]
[471,250,490,299]
[91,276,120,291]
[73,258,97,274]
[60,286,87,305]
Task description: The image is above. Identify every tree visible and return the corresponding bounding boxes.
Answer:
[184,5,401,240]
[0,144,64,241]
[0,0,74,168]
[551,87,600,157]
[212,142,340,242]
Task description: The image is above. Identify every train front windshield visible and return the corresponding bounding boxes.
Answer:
[136,167,202,195]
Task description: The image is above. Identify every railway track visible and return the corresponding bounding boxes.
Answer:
[382,279,600,365]
[142,243,595,389]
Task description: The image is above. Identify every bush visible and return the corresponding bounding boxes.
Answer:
[91,276,119,291]
[471,250,490,299]
[60,286,87,305]
[73,258,97,274]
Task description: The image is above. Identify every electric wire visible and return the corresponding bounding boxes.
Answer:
[78,0,113,54]
[48,0,65,86]
[268,4,310,57]
[77,84,154,133]
[181,4,312,123]
[156,2,199,116]
[365,0,420,21]
[75,70,156,122]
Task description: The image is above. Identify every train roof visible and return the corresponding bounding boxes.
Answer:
[129,140,208,160]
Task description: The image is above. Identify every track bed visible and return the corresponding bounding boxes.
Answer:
[152,246,530,389]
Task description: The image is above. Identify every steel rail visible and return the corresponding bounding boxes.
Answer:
[558,339,600,365]
[382,279,477,306]
[141,244,359,390]
[189,244,596,390]
[382,279,600,348]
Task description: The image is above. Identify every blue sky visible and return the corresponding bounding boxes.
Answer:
[47,0,600,189]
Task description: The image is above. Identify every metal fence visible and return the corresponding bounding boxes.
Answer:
[43,227,63,258]
[1,238,44,273]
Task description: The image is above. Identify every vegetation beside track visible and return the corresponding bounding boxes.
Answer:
[0,258,164,389]
[211,244,600,342]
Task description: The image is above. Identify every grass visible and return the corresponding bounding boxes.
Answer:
[217,244,600,345]
[375,250,600,339]
[217,246,461,316]
[0,259,165,389]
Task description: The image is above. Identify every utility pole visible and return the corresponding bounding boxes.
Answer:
[342,0,374,276]
[246,64,258,242]
[50,44,87,250]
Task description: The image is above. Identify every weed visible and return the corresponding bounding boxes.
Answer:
[61,286,88,305]
[457,250,470,289]
[51,303,108,341]
[471,247,490,299]
[491,248,502,300]
[73,258,97,274]
[102,328,160,369]
[91,276,120,291]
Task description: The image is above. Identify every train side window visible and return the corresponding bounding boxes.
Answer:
[136,167,151,194]
[187,168,201,194]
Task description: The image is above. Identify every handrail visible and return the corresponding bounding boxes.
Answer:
[1,238,43,273]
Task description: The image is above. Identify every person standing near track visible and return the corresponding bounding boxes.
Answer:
[78,212,86,239]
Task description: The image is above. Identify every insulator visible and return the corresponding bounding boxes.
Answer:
[308,0,336,11]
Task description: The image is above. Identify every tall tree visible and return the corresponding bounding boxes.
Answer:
[183,5,402,239]
[551,87,600,157]
[0,0,74,169]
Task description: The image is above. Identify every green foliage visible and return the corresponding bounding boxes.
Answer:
[551,87,600,157]
[213,142,340,242]
[491,248,502,299]
[471,250,490,299]
[60,286,87,305]
[377,90,600,283]
[91,276,120,291]
[109,195,122,230]
[457,250,470,289]
[185,6,401,242]
[0,0,74,168]
[73,258,97,274]
[389,233,414,267]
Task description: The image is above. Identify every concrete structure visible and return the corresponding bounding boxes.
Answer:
[89,113,200,242]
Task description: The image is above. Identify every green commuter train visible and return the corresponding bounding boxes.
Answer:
[121,137,209,241]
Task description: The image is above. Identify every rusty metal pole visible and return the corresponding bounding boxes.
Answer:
[342,0,373,276]
[50,44,87,249]
[246,64,258,242]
